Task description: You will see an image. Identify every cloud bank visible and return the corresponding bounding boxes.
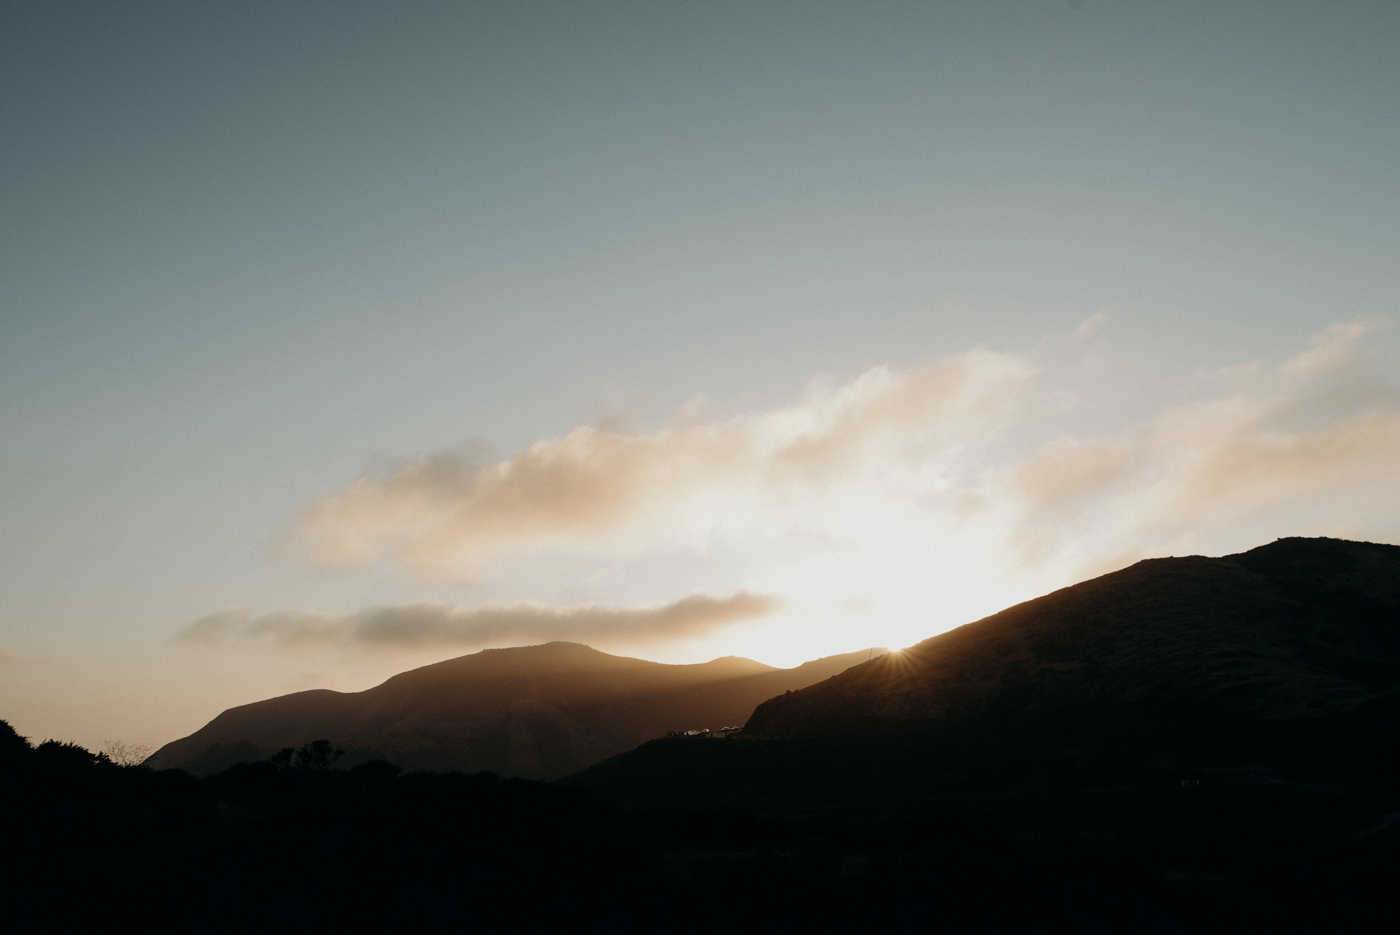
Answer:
[231,318,1400,665]
[280,319,1400,587]
[178,591,780,653]
[280,348,1038,575]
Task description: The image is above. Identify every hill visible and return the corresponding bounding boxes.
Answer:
[747,537,1399,745]
[145,641,882,777]
[576,537,1400,806]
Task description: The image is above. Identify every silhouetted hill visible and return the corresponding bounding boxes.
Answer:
[146,641,882,777]
[748,537,1399,736]
[10,703,1396,932]
[577,537,1400,806]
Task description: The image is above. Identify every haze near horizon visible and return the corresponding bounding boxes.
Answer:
[3,1,1399,751]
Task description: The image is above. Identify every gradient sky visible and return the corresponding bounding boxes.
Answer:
[4,1,1400,751]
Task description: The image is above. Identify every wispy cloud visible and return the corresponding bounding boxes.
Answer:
[1001,316,1400,571]
[1072,312,1110,342]
[177,592,780,653]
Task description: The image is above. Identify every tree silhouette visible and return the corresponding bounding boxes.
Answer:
[101,739,154,767]
[272,739,345,770]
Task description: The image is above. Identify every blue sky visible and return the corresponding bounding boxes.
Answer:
[4,1,1399,751]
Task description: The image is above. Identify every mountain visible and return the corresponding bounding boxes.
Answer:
[145,641,883,777]
[748,537,1400,737]
[576,537,1400,806]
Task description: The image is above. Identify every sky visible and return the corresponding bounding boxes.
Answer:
[3,1,1400,752]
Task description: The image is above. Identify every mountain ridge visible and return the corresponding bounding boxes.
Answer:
[571,537,1400,808]
[746,536,1400,743]
[146,640,884,777]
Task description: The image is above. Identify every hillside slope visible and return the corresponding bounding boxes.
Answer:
[747,537,1400,743]
[146,641,880,777]
[576,537,1400,807]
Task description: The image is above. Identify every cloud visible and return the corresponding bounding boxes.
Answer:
[279,349,1037,575]
[272,319,1400,633]
[177,592,781,653]
[1000,316,1400,570]
[1072,312,1110,342]
[178,607,254,645]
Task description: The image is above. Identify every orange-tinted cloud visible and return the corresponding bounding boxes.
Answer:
[279,349,1036,575]
[177,591,781,653]
[275,319,1400,606]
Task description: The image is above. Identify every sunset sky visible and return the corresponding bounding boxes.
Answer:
[4,1,1400,751]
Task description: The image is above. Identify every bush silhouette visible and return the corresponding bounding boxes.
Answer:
[0,719,31,759]
[34,739,107,771]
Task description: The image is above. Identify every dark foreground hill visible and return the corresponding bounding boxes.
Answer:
[13,718,1330,933]
[146,641,881,777]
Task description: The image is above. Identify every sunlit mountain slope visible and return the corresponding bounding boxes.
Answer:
[747,537,1400,740]
[576,537,1400,807]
